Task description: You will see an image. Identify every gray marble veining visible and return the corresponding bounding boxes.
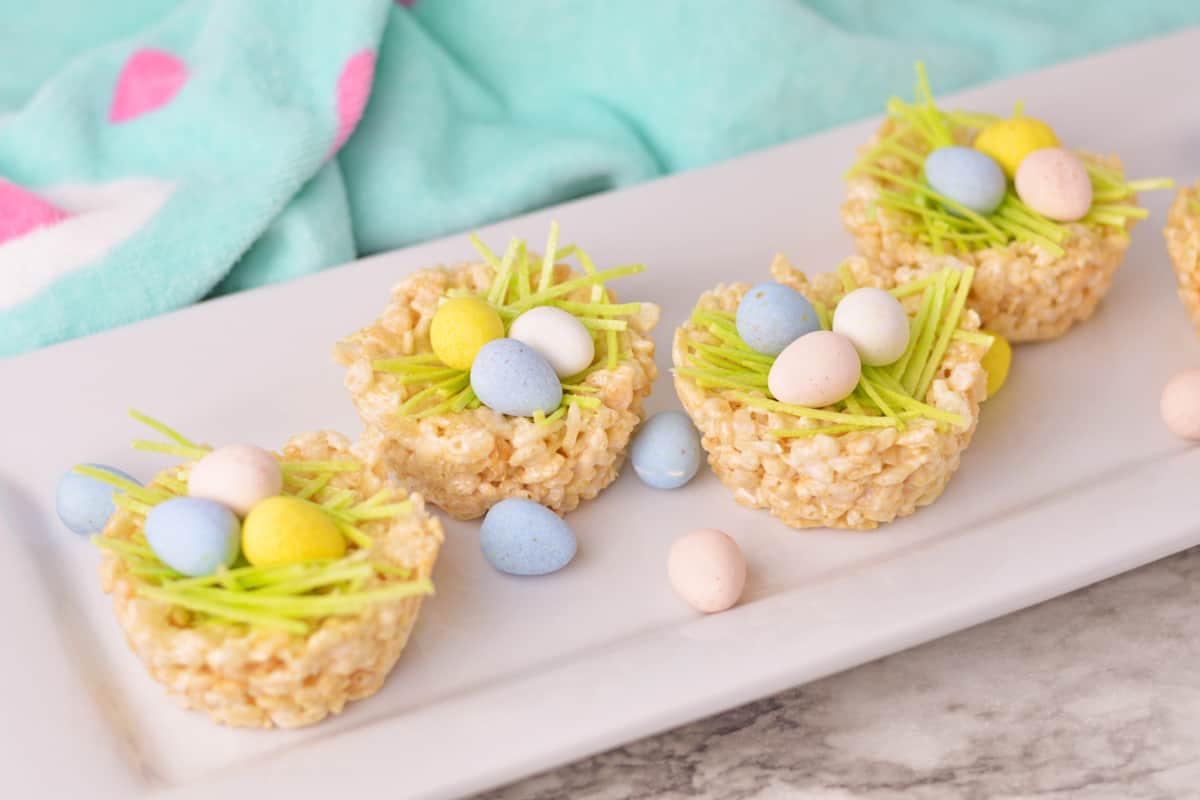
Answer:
[480,548,1200,799]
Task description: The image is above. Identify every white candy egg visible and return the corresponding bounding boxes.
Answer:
[508,306,595,378]
[188,444,282,516]
[832,287,911,366]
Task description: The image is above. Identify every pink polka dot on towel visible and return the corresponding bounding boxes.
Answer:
[327,49,376,158]
[0,179,69,245]
[109,48,188,124]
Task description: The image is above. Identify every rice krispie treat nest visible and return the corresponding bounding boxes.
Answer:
[1164,182,1200,334]
[842,65,1168,343]
[844,121,1135,343]
[335,231,659,520]
[673,255,989,531]
[97,429,442,728]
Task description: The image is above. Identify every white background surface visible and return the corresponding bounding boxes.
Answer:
[2,29,1199,800]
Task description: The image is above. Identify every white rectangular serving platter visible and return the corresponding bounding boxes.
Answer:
[4,29,1200,800]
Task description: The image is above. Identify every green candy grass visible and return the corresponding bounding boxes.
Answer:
[846,63,1172,256]
[87,411,432,635]
[376,223,645,419]
[677,268,987,437]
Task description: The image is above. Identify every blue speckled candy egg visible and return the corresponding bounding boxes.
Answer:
[56,464,139,535]
[735,282,820,356]
[923,146,1006,215]
[144,497,241,577]
[630,411,703,489]
[480,498,577,576]
[470,338,563,417]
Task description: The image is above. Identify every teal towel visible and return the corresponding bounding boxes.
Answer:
[1,0,1196,356]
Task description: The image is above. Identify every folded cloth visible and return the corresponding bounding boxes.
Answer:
[1,0,1197,356]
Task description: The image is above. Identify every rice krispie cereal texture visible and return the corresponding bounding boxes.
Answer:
[843,119,1136,343]
[335,261,659,521]
[98,431,443,728]
[673,255,988,531]
[1164,182,1200,334]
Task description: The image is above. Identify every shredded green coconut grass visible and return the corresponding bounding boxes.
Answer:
[88,411,432,635]
[372,223,644,420]
[845,63,1173,257]
[677,267,992,438]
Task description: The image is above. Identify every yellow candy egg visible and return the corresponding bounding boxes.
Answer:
[980,330,1012,398]
[430,296,505,371]
[242,496,346,567]
[973,117,1059,177]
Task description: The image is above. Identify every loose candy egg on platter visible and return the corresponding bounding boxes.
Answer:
[480,498,577,576]
[631,411,703,490]
[667,528,746,614]
[1161,368,1200,441]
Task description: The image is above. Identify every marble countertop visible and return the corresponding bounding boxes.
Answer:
[480,548,1200,799]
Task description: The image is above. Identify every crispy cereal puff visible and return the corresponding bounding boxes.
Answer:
[335,245,659,521]
[673,255,989,531]
[1165,182,1200,334]
[97,430,443,728]
[842,66,1169,344]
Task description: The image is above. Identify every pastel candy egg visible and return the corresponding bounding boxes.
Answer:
[1160,369,1200,440]
[242,496,345,567]
[1014,147,1092,222]
[631,411,703,489]
[144,497,241,577]
[480,498,577,576]
[973,116,1059,177]
[980,330,1012,398]
[508,306,595,378]
[735,282,820,356]
[923,146,1006,215]
[667,528,746,613]
[768,330,861,407]
[470,338,563,417]
[187,444,282,516]
[56,464,139,535]
[832,287,911,366]
[430,296,505,371]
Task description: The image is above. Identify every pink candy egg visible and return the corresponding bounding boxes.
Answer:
[188,444,282,516]
[767,330,861,407]
[667,528,746,613]
[1014,147,1093,222]
[1161,369,1200,440]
